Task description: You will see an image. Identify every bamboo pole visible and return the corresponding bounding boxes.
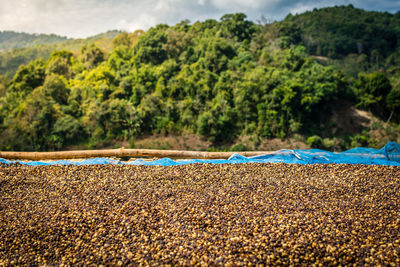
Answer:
[0,148,273,161]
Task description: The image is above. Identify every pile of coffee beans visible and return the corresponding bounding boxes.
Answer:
[1,163,399,265]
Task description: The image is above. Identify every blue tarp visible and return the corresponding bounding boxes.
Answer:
[1,142,400,166]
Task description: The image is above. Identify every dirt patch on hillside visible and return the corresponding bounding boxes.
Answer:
[258,138,308,151]
[325,101,372,136]
[128,133,211,151]
[130,134,309,152]
[235,135,308,151]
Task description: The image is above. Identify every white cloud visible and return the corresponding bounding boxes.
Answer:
[288,1,333,15]
[0,0,101,37]
[289,4,315,15]
[211,0,273,10]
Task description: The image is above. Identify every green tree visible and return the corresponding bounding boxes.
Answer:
[9,59,46,95]
[46,50,75,78]
[197,91,235,144]
[134,26,168,65]
[112,32,132,48]
[81,44,105,69]
[52,114,83,146]
[0,74,9,97]
[42,75,70,105]
[355,72,392,116]
[278,21,302,47]
[12,86,62,150]
[386,86,400,122]
[220,13,255,42]
[100,99,140,139]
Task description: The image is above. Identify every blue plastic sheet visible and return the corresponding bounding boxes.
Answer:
[1,142,400,166]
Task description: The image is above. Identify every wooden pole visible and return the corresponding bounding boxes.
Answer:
[0,148,273,160]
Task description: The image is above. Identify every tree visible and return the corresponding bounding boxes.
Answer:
[53,114,83,146]
[81,44,105,69]
[386,86,400,122]
[46,50,75,78]
[197,91,235,144]
[0,74,9,97]
[112,32,132,48]
[134,26,168,65]
[355,72,392,116]
[9,59,46,95]
[13,86,62,150]
[162,29,193,60]
[220,13,256,42]
[197,37,236,73]
[278,21,302,47]
[101,99,140,139]
[42,75,70,105]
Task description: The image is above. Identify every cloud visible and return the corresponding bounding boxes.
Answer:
[211,0,275,10]
[0,0,399,38]
[287,1,340,15]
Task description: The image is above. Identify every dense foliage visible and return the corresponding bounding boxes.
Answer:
[0,7,399,151]
[284,5,400,59]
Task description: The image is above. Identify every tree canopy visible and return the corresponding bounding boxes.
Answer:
[0,7,399,151]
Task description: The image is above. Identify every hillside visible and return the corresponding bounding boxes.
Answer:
[283,5,400,59]
[0,7,399,152]
[0,31,69,51]
[0,30,122,77]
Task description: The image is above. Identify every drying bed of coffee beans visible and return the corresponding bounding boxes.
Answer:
[0,163,399,266]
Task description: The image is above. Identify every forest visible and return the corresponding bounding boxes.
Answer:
[0,5,399,151]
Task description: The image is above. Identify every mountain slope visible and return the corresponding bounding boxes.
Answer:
[0,30,122,77]
[283,5,400,59]
[0,31,69,51]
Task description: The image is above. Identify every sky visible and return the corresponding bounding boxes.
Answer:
[0,0,399,38]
